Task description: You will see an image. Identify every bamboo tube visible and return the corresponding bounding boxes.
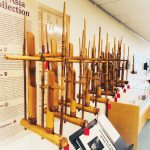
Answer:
[23,15,27,119]
[81,30,86,120]
[91,97,107,103]
[78,37,82,105]
[59,2,66,137]
[88,41,90,58]
[45,25,50,53]
[77,94,107,103]
[26,32,37,125]
[105,33,109,98]
[67,103,99,115]
[91,35,97,92]
[69,43,74,68]
[85,69,91,106]
[47,70,59,112]
[54,112,86,127]
[45,24,50,70]
[97,86,102,97]
[51,39,58,81]
[5,55,41,61]
[126,46,130,80]
[98,27,101,58]
[20,119,68,148]
[46,109,54,134]
[121,44,125,81]
[65,29,70,117]
[69,43,74,57]
[70,99,76,117]
[41,8,45,128]
[85,93,90,107]
[66,69,72,101]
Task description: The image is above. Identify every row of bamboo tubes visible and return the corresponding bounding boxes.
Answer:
[4,2,131,150]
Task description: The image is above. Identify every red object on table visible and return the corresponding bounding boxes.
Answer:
[123,88,126,93]
[127,84,130,89]
[116,93,120,98]
[108,102,111,110]
[64,144,69,150]
[84,127,90,136]
[114,97,117,102]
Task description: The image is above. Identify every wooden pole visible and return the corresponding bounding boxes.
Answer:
[45,24,50,70]
[126,46,130,80]
[41,8,45,128]
[59,2,66,139]
[121,44,125,81]
[23,16,27,119]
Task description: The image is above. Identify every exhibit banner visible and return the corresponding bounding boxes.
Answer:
[0,0,64,146]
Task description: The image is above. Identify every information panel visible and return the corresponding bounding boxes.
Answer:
[0,0,64,146]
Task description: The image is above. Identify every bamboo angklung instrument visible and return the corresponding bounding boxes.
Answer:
[27,32,37,125]
[46,70,56,134]
[84,20,91,108]
[117,39,122,82]
[78,37,82,105]
[23,16,27,119]
[45,26,58,133]
[65,29,70,117]
[85,40,91,107]
[112,37,117,92]
[105,33,109,98]
[59,2,66,138]
[95,27,102,108]
[91,35,97,94]
[81,30,86,119]
[68,44,77,117]
[41,8,45,128]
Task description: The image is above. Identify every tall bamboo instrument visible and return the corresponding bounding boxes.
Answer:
[111,37,117,92]
[59,2,66,138]
[23,16,27,119]
[105,33,109,97]
[95,27,102,108]
[41,9,45,128]
[45,24,50,70]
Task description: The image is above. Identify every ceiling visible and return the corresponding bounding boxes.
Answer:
[89,0,150,42]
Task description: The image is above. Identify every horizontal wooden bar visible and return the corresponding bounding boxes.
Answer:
[20,119,68,148]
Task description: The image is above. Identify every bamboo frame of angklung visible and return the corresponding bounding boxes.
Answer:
[4,0,130,136]
[3,2,132,150]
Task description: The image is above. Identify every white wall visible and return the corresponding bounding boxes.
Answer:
[34,0,150,100]
[35,0,150,57]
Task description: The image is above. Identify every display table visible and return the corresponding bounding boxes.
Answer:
[108,97,150,150]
